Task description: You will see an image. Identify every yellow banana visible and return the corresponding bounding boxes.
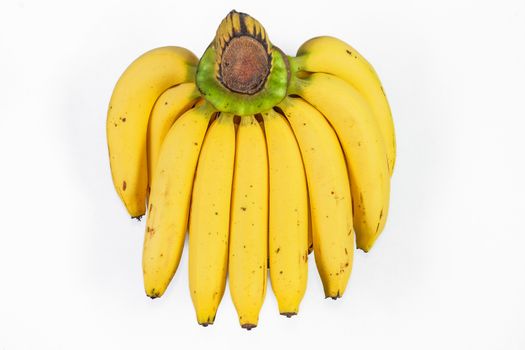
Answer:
[262,109,308,316]
[107,46,198,217]
[290,73,390,252]
[188,113,235,326]
[308,195,313,255]
[142,103,215,298]
[293,36,396,174]
[147,82,200,185]
[279,97,354,299]
[229,116,268,329]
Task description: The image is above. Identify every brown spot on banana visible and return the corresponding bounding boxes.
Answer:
[146,226,155,238]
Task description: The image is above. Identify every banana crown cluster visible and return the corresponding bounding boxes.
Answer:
[197,11,289,115]
[214,10,271,71]
[107,9,396,329]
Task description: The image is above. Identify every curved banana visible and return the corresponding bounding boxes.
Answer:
[262,109,308,316]
[142,103,215,298]
[188,113,235,326]
[293,36,396,174]
[279,97,354,299]
[107,46,198,217]
[229,116,268,330]
[289,73,390,252]
[147,82,200,185]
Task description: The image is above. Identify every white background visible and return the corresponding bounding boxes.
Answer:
[1,0,524,349]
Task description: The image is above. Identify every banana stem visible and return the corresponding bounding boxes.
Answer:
[288,55,306,75]
[187,65,197,82]
[287,74,308,96]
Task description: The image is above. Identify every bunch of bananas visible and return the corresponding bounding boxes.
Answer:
[107,10,395,329]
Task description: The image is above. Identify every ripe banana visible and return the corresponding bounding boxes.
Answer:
[279,97,354,299]
[229,116,268,330]
[188,113,235,326]
[142,103,215,298]
[262,109,308,316]
[293,36,396,174]
[147,82,200,185]
[108,10,396,328]
[289,73,390,252]
[107,46,198,217]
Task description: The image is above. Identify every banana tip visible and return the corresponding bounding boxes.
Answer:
[358,246,371,253]
[146,289,161,299]
[280,312,297,318]
[241,323,257,330]
[132,215,144,221]
[325,292,342,300]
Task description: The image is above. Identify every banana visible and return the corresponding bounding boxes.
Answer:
[147,82,200,186]
[262,109,308,316]
[229,116,268,330]
[279,97,354,299]
[188,113,235,326]
[289,72,390,252]
[293,36,396,174]
[142,103,215,298]
[108,10,397,326]
[107,46,198,217]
